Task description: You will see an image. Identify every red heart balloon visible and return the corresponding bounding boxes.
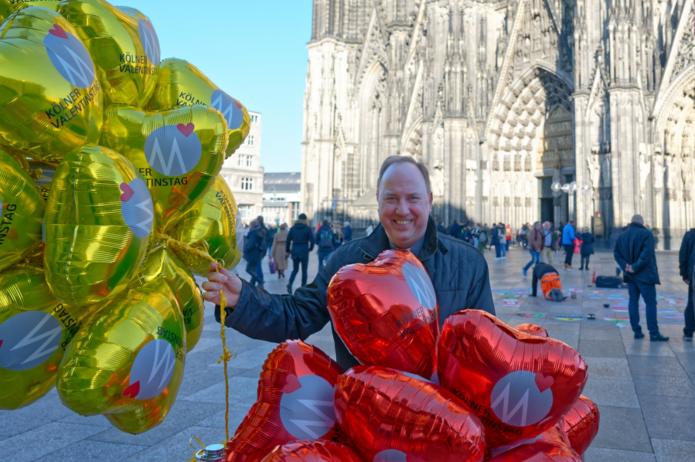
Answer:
[487,426,582,461]
[335,366,486,462]
[438,310,588,447]
[260,441,362,462]
[515,323,549,337]
[327,249,439,378]
[226,341,342,462]
[560,395,600,455]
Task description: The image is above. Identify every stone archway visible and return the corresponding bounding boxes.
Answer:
[486,66,574,227]
[654,71,695,245]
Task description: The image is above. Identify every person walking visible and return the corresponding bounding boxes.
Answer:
[242,218,267,289]
[316,219,337,269]
[614,214,668,341]
[270,223,289,279]
[342,221,353,243]
[679,227,695,341]
[505,224,513,252]
[562,220,577,268]
[286,213,314,294]
[523,221,543,277]
[491,223,504,259]
[541,221,554,264]
[579,228,595,270]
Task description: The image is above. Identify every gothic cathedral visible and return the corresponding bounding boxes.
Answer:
[301,0,695,248]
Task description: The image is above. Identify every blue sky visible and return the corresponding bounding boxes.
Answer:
[117,0,312,172]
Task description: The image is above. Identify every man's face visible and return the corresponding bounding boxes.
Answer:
[377,162,433,249]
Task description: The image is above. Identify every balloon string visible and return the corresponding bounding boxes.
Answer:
[155,232,213,264]
[217,269,232,445]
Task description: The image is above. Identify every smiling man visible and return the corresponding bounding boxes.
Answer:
[203,155,495,369]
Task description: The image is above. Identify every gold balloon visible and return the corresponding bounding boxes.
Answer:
[100,104,228,230]
[0,266,82,409]
[148,58,250,158]
[57,280,186,434]
[0,149,44,272]
[0,1,59,24]
[0,6,103,164]
[136,243,204,352]
[44,145,154,306]
[58,0,160,107]
[168,175,240,274]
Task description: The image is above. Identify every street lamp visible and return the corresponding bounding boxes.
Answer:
[551,180,577,222]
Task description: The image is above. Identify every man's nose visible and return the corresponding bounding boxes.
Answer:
[395,198,409,214]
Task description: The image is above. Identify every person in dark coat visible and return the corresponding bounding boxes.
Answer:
[614,215,668,341]
[285,213,315,293]
[679,228,695,341]
[342,221,353,242]
[530,262,566,301]
[579,228,595,270]
[316,219,337,270]
[203,155,495,370]
[242,217,267,289]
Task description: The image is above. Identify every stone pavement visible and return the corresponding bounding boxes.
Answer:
[2,246,695,461]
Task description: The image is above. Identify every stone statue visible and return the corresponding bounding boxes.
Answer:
[587,151,600,189]
[639,148,651,197]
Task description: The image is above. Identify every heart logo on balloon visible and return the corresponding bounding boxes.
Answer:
[335,366,486,462]
[44,145,152,306]
[58,0,160,106]
[148,58,250,157]
[438,309,588,447]
[327,249,439,378]
[0,7,102,164]
[560,395,600,455]
[57,280,185,434]
[226,341,342,462]
[100,105,228,230]
[0,266,83,410]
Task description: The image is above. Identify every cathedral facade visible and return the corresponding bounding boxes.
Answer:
[301,0,695,248]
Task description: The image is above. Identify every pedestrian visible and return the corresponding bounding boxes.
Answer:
[541,221,554,264]
[523,221,543,277]
[491,223,504,259]
[505,224,513,252]
[242,217,267,289]
[285,213,315,293]
[562,220,576,268]
[342,221,353,242]
[203,155,495,370]
[579,228,594,270]
[316,219,337,270]
[679,227,695,341]
[530,262,566,301]
[614,214,668,341]
[270,223,289,279]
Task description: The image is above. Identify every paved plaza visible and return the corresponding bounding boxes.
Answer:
[2,245,695,461]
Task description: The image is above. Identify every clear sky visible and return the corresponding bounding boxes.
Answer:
[116,0,312,172]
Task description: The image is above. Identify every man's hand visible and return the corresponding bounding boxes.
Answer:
[203,262,242,307]
[625,264,634,273]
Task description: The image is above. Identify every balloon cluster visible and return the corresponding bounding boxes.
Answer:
[0,0,248,434]
[223,250,600,461]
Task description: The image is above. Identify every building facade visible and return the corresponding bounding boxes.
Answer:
[302,0,695,248]
[263,172,302,226]
[221,111,264,225]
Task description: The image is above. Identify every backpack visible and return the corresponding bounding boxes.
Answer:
[318,228,334,249]
[595,276,623,288]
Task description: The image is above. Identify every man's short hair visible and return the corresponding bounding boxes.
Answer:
[298,213,307,220]
[377,155,431,195]
[631,214,644,225]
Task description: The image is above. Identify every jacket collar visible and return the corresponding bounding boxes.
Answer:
[359,217,447,260]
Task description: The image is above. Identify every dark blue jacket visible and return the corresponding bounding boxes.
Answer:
[614,223,660,285]
[580,232,594,256]
[286,221,314,259]
[217,218,495,370]
[679,229,695,281]
[342,225,352,242]
[242,225,267,264]
[316,224,337,253]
